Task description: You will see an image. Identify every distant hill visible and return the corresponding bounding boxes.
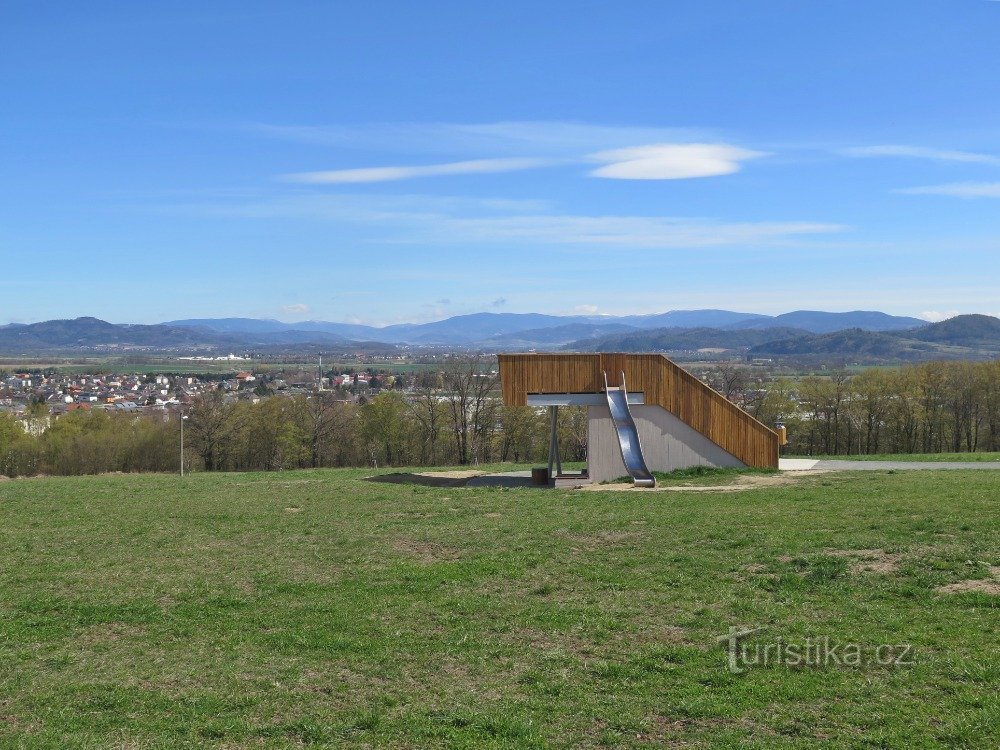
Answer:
[0,317,368,355]
[166,317,382,340]
[169,308,929,347]
[748,316,1000,361]
[901,314,1000,347]
[567,326,811,353]
[486,322,640,348]
[617,309,770,329]
[727,310,925,333]
[0,317,229,351]
[749,329,913,358]
[5,311,995,358]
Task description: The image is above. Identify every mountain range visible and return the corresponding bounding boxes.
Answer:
[159,309,925,347]
[570,315,1000,362]
[0,310,995,362]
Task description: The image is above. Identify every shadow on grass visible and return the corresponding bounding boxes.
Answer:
[365,473,475,488]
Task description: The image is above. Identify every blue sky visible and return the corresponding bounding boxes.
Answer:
[3,1,1000,325]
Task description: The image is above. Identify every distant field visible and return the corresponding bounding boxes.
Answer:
[791,452,1000,462]
[0,359,445,375]
[1,468,997,748]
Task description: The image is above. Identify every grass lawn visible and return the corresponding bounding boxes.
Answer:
[1,467,998,748]
[789,452,1000,462]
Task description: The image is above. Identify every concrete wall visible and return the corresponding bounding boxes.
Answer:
[587,403,745,483]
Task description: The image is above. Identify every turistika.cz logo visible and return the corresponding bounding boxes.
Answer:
[717,626,916,674]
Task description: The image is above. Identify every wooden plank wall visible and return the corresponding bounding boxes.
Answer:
[498,353,779,468]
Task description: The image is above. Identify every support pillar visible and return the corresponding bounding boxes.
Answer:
[547,405,562,479]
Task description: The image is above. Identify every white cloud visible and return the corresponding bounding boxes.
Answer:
[843,145,1000,166]
[574,304,599,314]
[283,157,551,184]
[281,141,764,184]
[918,310,960,322]
[281,303,310,314]
[896,182,1000,198]
[588,143,765,180]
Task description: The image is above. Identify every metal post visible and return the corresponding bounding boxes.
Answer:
[547,405,561,479]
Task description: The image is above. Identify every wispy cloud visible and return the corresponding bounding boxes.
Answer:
[896,182,1000,198]
[589,143,765,180]
[281,142,764,184]
[435,214,841,248]
[164,191,843,249]
[250,120,711,155]
[844,144,1000,166]
[283,157,553,184]
[264,120,764,183]
[281,303,310,314]
[491,297,507,307]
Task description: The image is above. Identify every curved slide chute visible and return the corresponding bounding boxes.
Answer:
[603,371,656,488]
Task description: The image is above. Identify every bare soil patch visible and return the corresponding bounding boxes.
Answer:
[936,565,1000,595]
[824,548,903,574]
[562,530,642,550]
[391,537,461,564]
[936,579,1000,595]
[584,470,828,493]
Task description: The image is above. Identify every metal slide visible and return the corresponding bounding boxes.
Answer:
[603,371,656,488]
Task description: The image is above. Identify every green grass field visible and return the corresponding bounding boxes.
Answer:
[1,467,998,748]
[790,452,1000,462]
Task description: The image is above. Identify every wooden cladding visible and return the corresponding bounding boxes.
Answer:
[498,353,779,469]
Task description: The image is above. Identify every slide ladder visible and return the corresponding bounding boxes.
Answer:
[603,371,656,488]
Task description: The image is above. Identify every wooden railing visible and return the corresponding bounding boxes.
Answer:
[498,353,779,469]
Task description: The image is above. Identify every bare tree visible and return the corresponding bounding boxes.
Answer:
[442,355,499,465]
[408,384,446,465]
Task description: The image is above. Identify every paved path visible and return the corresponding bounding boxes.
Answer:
[780,458,1000,471]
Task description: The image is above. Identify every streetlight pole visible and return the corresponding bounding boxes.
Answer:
[180,411,189,476]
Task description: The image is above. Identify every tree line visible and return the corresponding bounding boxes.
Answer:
[0,358,587,477]
[2,358,998,477]
[704,359,1000,455]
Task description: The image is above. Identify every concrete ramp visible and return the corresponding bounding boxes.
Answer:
[604,371,656,488]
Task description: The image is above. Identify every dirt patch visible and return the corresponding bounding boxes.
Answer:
[628,714,775,743]
[936,565,1000,595]
[562,530,642,550]
[936,579,1000,595]
[744,563,769,573]
[77,622,147,646]
[582,470,829,493]
[392,537,461,564]
[823,548,902,575]
[284,507,302,513]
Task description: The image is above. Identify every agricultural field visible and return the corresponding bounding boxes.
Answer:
[0,468,997,748]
